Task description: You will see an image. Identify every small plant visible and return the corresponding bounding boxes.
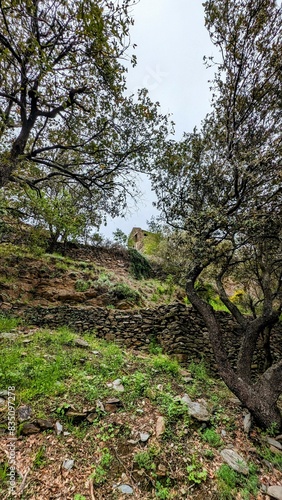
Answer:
[90,447,113,485]
[186,455,208,485]
[189,361,210,382]
[216,463,259,499]
[75,279,92,292]
[111,282,141,303]
[200,428,223,448]
[33,446,46,469]
[74,494,87,500]
[151,353,179,375]
[0,461,8,481]
[155,479,172,499]
[134,446,160,471]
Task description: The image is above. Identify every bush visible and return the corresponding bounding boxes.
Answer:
[128,248,153,279]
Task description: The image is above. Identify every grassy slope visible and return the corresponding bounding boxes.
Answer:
[0,318,281,499]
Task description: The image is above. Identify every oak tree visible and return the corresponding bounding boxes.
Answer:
[0,0,169,213]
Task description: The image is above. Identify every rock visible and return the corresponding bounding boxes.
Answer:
[140,432,150,443]
[34,419,54,430]
[73,338,90,348]
[0,398,5,406]
[266,437,282,451]
[181,394,210,422]
[220,449,249,475]
[55,421,63,435]
[104,398,123,413]
[113,379,125,392]
[0,390,8,398]
[156,416,166,438]
[0,332,17,340]
[86,413,96,423]
[65,410,86,423]
[243,413,252,434]
[267,486,282,500]
[116,484,134,494]
[63,459,74,470]
[18,405,32,422]
[275,435,282,442]
[21,423,40,435]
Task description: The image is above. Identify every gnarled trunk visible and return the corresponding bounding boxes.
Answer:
[186,278,282,431]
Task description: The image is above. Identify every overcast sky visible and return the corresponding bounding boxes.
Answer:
[101,0,216,239]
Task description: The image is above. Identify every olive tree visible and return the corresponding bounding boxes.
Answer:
[152,0,282,429]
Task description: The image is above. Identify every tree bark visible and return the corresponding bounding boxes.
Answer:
[186,275,282,431]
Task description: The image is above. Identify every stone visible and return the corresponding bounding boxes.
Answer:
[0,398,5,406]
[21,423,40,435]
[267,486,282,500]
[65,410,86,423]
[0,390,8,398]
[266,437,282,451]
[18,405,32,422]
[0,332,17,340]
[63,459,74,470]
[156,416,166,438]
[55,421,63,435]
[140,432,150,443]
[34,419,54,430]
[73,338,90,348]
[181,394,210,422]
[220,449,249,475]
[104,398,123,413]
[110,379,125,392]
[243,413,252,434]
[116,484,134,495]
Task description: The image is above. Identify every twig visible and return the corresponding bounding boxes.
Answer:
[19,467,30,497]
[89,477,95,500]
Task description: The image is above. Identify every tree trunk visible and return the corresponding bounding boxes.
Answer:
[261,326,273,371]
[186,277,282,431]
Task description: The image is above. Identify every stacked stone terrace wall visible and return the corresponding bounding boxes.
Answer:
[16,303,282,374]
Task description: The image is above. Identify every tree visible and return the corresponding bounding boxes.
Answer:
[152,0,282,429]
[0,0,169,213]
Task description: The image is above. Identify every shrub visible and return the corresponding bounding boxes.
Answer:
[128,248,153,279]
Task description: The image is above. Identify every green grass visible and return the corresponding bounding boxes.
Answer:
[0,314,20,333]
[216,463,259,499]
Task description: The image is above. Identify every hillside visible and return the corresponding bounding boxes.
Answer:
[0,321,282,499]
[0,241,185,311]
[0,240,282,499]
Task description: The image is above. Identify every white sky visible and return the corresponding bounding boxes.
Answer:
[101,0,216,239]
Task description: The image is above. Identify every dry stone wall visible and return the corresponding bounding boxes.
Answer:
[16,303,282,374]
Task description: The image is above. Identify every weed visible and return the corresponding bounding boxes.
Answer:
[75,279,92,292]
[33,446,46,469]
[200,428,223,448]
[189,361,209,382]
[90,447,113,485]
[0,462,8,482]
[155,479,172,499]
[74,495,86,500]
[258,445,282,469]
[216,463,259,499]
[134,446,160,471]
[151,354,179,375]
[186,455,208,485]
